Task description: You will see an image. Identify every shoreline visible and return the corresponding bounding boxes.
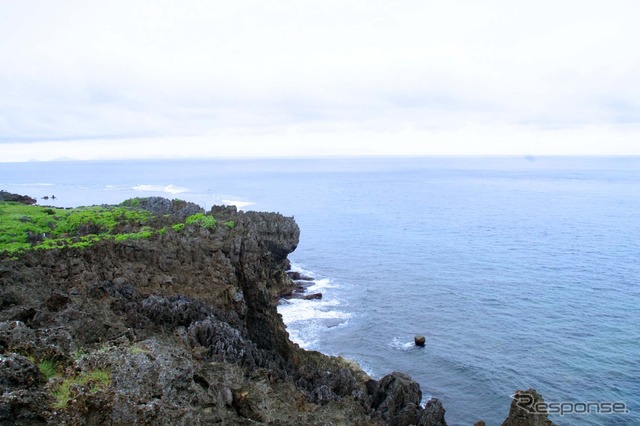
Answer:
[0,192,556,425]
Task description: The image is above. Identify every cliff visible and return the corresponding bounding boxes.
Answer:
[0,197,446,425]
[0,195,555,425]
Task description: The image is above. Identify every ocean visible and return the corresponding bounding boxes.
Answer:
[2,156,638,425]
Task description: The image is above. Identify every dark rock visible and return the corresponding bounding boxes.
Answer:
[45,291,70,312]
[0,191,36,205]
[287,271,314,281]
[0,353,49,425]
[415,335,426,347]
[371,372,423,424]
[301,293,322,300]
[474,421,487,426]
[0,291,20,308]
[140,294,211,328]
[121,197,204,218]
[502,388,557,426]
[282,292,323,300]
[0,354,43,390]
[210,204,237,220]
[419,398,447,426]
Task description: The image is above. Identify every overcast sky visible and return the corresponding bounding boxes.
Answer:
[1,0,639,161]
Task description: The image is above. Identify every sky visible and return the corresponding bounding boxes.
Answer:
[1,0,639,161]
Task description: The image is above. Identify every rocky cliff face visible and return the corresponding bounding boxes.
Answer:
[0,199,447,425]
[1,196,555,426]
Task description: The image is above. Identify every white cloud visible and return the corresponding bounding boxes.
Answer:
[1,0,639,160]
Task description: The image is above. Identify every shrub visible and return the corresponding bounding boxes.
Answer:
[185,213,217,229]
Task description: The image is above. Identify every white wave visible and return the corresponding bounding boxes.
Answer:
[285,328,318,348]
[289,263,316,277]
[289,264,337,290]
[279,297,351,349]
[132,184,188,194]
[222,199,255,209]
[342,356,376,379]
[279,264,353,350]
[279,298,350,323]
[308,278,337,292]
[390,337,421,352]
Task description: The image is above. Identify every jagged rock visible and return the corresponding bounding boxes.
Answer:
[502,388,557,426]
[0,191,36,205]
[419,398,447,426]
[0,354,43,390]
[287,271,314,281]
[45,291,70,312]
[140,294,211,327]
[302,292,322,300]
[0,353,50,425]
[122,197,204,218]
[371,372,423,425]
[210,204,238,220]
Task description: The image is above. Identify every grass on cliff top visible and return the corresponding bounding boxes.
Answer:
[0,199,235,255]
[0,201,154,255]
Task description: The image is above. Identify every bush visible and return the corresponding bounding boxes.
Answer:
[185,213,217,229]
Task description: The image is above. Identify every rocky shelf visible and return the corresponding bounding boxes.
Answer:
[0,194,555,425]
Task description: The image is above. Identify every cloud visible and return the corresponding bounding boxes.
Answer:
[1,0,639,159]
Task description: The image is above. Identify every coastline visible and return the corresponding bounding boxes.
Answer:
[0,193,555,425]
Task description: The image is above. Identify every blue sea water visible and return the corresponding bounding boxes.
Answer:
[2,156,639,425]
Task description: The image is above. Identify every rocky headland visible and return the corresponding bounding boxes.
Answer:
[0,194,555,425]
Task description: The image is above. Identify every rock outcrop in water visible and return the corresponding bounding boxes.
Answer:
[0,197,448,425]
[501,388,557,426]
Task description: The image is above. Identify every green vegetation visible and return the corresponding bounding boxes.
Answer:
[73,349,87,361]
[0,201,155,255]
[185,213,217,228]
[52,369,111,409]
[114,226,153,241]
[121,197,141,207]
[38,359,59,380]
[0,198,232,255]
